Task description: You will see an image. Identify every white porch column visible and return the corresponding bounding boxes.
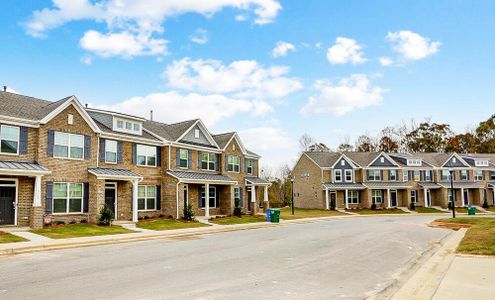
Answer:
[251,186,256,203]
[493,188,495,205]
[33,175,42,207]
[325,188,329,210]
[205,183,210,218]
[132,180,139,222]
[423,188,428,207]
[387,189,391,208]
[461,188,465,207]
[264,185,269,202]
[345,189,349,209]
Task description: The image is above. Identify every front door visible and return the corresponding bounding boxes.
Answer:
[463,190,469,206]
[426,190,431,207]
[183,184,189,208]
[105,184,117,218]
[0,186,16,225]
[329,192,337,209]
[390,190,398,207]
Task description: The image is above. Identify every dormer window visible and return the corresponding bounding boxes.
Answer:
[113,117,142,135]
[407,159,421,166]
[475,160,489,167]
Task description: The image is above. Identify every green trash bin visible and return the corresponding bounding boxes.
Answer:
[270,209,280,223]
[468,206,476,215]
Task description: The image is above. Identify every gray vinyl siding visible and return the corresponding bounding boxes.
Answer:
[370,155,396,167]
[444,156,467,168]
[180,124,215,147]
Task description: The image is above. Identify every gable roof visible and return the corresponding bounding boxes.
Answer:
[414,153,470,168]
[388,152,435,168]
[343,152,382,167]
[304,152,342,168]
[212,132,236,149]
[165,119,199,141]
[0,91,69,121]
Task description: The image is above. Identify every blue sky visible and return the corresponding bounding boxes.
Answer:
[1,1,494,173]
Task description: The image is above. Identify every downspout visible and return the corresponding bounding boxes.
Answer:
[176,180,181,219]
[168,142,172,170]
[96,135,100,167]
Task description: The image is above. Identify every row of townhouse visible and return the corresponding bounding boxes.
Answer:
[0,91,270,229]
[293,151,495,210]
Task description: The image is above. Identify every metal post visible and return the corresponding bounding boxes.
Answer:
[291,177,295,215]
[450,169,456,218]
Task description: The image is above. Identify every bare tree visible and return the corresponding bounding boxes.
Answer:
[299,133,315,152]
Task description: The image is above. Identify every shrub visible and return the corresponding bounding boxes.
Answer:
[482,200,489,209]
[55,221,65,226]
[233,199,242,217]
[80,219,88,223]
[99,205,114,226]
[409,202,416,211]
[371,203,377,210]
[183,204,195,221]
[143,216,149,220]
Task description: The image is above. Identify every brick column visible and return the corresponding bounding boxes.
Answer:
[29,206,44,229]
[89,174,105,223]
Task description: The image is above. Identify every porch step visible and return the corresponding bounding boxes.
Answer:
[431,206,450,212]
[397,206,414,213]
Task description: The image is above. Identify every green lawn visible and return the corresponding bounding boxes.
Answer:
[351,209,408,215]
[414,207,448,214]
[455,207,482,214]
[210,215,267,225]
[0,232,27,244]
[31,224,135,239]
[137,218,209,230]
[435,218,495,256]
[486,207,495,212]
[279,207,345,220]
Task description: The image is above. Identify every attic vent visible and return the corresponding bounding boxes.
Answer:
[453,157,457,163]
[194,129,200,139]
[380,157,385,163]
[68,114,74,125]
[341,160,345,166]
[233,143,236,151]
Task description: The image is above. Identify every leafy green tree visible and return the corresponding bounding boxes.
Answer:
[475,116,495,153]
[405,122,452,152]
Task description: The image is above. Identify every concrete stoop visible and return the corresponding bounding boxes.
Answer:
[432,206,450,212]
[397,206,413,213]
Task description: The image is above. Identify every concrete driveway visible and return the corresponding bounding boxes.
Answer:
[0,215,450,299]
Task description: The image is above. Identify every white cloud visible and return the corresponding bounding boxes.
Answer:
[235,14,248,22]
[272,41,296,58]
[300,74,386,116]
[239,127,297,151]
[94,91,258,126]
[326,37,366,65]
[79,30,168,58]
[25,0,282,58]
[190,28,208,44]
[80,55,93,65]
[163,58,303,101]
[386,30,441,61]
[379,56,393,66]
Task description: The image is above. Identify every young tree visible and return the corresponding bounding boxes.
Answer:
[355,135,377,152]
[299,133,315,152]
[475,116,495,153]
[378,135,399,152]
[338,143,354,152]
[446,133,478,153]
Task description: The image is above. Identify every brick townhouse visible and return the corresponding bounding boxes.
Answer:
[0,91,270,229]
[292,151,495,210]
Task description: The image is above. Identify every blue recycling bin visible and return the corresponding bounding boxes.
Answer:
[266,209,271,222]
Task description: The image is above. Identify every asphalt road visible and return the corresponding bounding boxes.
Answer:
[0,216,450,299]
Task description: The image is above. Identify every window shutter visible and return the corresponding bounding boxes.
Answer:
[83,183,89,213]
[156,146,162,166]
[84,135,91,160]
[409,171,414,181]
[156,185,161,211]
[225,155,229,171]
[239,189,243,207]
[99,138,106,162]
[239,158,242,173]
[245,158,248,173]
[380,170,383,180]
[188,150,193,169]
[47,130,55,157]
[19,126,28,154]
[420,171,424,181]
[132,143,137,164]
[253,160,257,176]
[198,186,203,208]
[216,188,220,208]
[198,151,202,170]
[176,148,180,168]
[45,181,53,213]
[216,154,221,171]
[117,141,123,163]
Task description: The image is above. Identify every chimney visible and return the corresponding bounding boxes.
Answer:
[150,110,153,121]
[3,86,6,92]
[85,103,88,108]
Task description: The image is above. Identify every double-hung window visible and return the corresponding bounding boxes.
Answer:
[410,190,418,203]
[105,140,117,163]
[246,160,253,174]
[461,170,468,180]
[137,145,156,166]
[475,170,483,181]
[372,190,382,204]
[389,170,397,181]
[368,170,381,181]
[202,152,216,171]
[490,171,495,180]
[0,125,20,154]
[441,170,450,181]
[179,149,188,168]
[344,169,353,182]
[200,186,217,208]
[334,170,342,182]
[347,191,359,204]
[54,132,84,159]
[227,155,240,172]
[138,185,157,211]
[234,187,241,207]
[413,170,421,181]
[403,170,409,181]
[425,170,432,181]
[53,183,83,214]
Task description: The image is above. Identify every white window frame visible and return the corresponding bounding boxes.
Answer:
[53,132,84,160]
[202,152,216,171]
[410,190,417,203]
[413,170,421,181]
[475,160,489,167]
[136,144,157,167]
[372,190,382,204]
[441,170,450,181]
[227,155,240,173]
[475,170,483,181]
[368,169,381,181]
[246,159,253,174]
[200,186,217,208]
[389,170,397,181]
[344,169,353,182]
[0,124,20,155]
[105,140,118,164]
[460,170,468,181]
[137,185,157,211]
[403,170,409,181]
[113,117,142,135]
[179,149,189,168]
[425,170,432,181]
[334,169,342,182]
[52,182,84,214]
[490,171,495,180]
[347,190,359,204]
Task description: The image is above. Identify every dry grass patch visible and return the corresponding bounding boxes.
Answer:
[0,231,27,244]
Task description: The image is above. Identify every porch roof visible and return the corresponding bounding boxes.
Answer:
[363,182,412,189]
[418,182,442,189]
[88,167,143,181]
[168,170,237,185]
[488,182,495,188]
[0,159,50,176]
[437,182,485,189]
[322,182,366,190]
[245,177,271,186]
